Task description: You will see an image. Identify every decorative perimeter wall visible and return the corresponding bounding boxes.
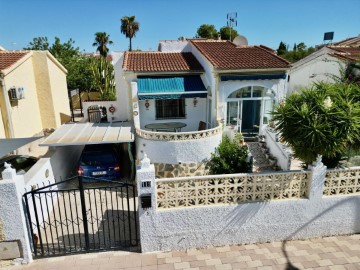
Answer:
[137,159,360,253]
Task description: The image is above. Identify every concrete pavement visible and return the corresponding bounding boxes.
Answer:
[2,234,360,270]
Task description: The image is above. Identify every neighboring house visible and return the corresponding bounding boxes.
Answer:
[289,35,360,93]
[0,49,71,155]
[111,39,290,172]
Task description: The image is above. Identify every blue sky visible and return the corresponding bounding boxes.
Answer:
[1,0,359,53]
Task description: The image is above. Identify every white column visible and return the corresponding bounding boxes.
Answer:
[136,153,157,252]
[0,164,32,263]
[131,82,140,129]
[308,155,327,200]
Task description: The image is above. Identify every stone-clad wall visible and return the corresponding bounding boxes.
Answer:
[154,162,209,178]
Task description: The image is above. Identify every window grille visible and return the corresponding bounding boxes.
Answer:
[155,99,186,119]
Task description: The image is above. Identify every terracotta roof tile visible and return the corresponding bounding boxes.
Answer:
[329,47,360,62]
[0,51,29,72]
[123,52,204,72]
[190,40,290,70]
[332,36,360,47]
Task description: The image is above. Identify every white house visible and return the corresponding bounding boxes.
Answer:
[112,39,290,175]
[289,35,360,94]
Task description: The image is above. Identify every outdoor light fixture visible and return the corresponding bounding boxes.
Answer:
[193,97,198,107]
[145,100,150,110]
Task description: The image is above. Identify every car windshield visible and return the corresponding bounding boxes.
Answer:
[80,152,115,166]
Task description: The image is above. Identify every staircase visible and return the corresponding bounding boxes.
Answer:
[246,142,277,172]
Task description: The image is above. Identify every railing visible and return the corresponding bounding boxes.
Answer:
[136,124,222,141]
[323,167,360,196]
[156,171,311,209]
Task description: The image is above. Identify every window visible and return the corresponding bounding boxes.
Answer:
[155,99,186,119]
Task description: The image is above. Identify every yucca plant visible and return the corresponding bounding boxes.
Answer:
[272,82,360,167]
[90,57,116,101]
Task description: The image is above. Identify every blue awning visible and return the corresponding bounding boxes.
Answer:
[137,76,207,100]
[221,73,286,81]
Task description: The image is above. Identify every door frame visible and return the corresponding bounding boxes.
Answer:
[225,89,274,134]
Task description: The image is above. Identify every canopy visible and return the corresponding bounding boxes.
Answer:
[221,73,286,81]
[137,76,207,100]
[0,137,42,157]
[40,122,134,147]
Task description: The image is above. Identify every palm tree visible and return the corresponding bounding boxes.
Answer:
[92,32,113,57]
[120,16,139,51]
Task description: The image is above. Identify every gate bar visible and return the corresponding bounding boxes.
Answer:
[78,177,90,251]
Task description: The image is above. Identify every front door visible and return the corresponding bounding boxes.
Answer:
[227,100,262,134]
[241,100,261,134]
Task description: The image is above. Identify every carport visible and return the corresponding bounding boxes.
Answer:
[26,121,139,257]
[40,122,134,146]
[40,121,135,181]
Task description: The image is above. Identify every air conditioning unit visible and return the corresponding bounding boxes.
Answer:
[9,86,25,100]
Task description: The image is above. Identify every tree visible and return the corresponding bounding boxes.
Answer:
[207,134,252,174]
[277,41,315,63]
[277,41,287,55]
[196,24,218,39]
[24,36,94,92]
[271,82,360,167]
[219,26,238,41]
[120,16,140,51]
[23,37,50,50]
[92,32,113,57]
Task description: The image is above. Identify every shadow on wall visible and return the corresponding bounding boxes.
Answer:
[281,197,360,269]
[60,113,71,124]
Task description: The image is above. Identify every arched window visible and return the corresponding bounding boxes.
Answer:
[227,86,274,99]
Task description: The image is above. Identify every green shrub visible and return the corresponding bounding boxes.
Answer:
[272,82,360,167]
[207,134,252,174]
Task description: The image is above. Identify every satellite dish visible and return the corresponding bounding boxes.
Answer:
[233,35,248,46]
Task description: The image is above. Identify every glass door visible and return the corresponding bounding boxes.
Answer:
[241,100,261,134]
[226,101,242,132]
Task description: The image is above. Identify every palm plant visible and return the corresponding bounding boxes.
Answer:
[92,32,113,57]
[120,16,139,51]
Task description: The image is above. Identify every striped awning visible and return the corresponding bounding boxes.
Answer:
[137,76,207,100]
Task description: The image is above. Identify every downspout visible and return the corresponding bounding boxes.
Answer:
[0,74,14,138]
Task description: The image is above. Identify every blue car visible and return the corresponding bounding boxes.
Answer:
[77,145,120,181]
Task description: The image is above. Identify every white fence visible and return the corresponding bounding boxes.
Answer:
[157,171,310,209]
[136,157,360,252]
[136,126,222,164]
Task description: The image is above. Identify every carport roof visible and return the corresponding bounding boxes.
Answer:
[40,122,134,146]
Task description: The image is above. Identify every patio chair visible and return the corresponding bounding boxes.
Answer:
[198,121,207,131]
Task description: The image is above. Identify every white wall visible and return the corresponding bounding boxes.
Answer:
[44,145,84,181]
[136,131,222,164]
[289,48,344,94]
[112,52,135,121]
[263,126,292,170]
[0,177,32,263]
[158,40,192,52]
[138,98,207,131]
[136,160,360,252]
[82,101,123,122]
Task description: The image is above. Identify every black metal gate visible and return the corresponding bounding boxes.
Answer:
[23,177,139,258]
